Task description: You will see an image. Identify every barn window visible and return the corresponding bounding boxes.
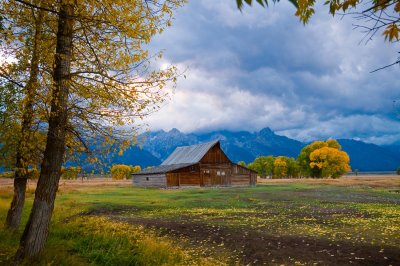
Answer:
[221,171,226,176]
[190,166,195,172]
[146,177,149,181]
[217,171,221,176]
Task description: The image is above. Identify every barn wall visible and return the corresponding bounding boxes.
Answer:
[200,144,231,164]
[230,164,257,186]
[133,174,167,188]
[167,164,201,187]
[200,163,231,186]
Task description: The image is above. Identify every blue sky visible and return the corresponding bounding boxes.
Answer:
[145,0,400,145]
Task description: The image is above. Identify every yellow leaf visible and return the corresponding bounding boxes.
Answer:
[383,24,400,42]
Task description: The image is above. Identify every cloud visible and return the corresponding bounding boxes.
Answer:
[145,0,400,144]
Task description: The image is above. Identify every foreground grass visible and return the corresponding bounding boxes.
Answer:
[0,177,399,265]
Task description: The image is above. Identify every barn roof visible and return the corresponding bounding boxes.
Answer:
[133,140,220,175]
[133,163,195,175]
[161,139,220,166]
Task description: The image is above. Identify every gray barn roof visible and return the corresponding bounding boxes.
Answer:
[133,140,220,175]
[161,139,220,165]
[133,163,195,175]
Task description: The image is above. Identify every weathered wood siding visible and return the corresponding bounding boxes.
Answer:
[230,164,257,186]
[200,163,231,187]
[167,164,200,187]
[133,174,167,188]
[133,142,256,188]
[200,143,230,164]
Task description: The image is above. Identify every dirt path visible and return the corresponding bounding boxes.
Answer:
[83,208,400,266]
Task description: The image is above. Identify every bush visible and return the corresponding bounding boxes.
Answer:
[0,168,39,179]
[397,167,400,175]
[61,166,81,180]
[111,164,134,180]
[132,165,141,173]
[28,168,40,180]
[0,171,14,179]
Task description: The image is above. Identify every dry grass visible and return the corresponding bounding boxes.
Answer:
[0,175,398,193]
[0,178,132,192]
[257,175,400,187]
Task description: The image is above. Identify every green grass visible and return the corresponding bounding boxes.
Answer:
[0,180,399,265]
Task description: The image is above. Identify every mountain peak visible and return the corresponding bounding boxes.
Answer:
[259,127,274,136]
[169,128,181,134]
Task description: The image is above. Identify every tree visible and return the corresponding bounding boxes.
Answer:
[4,6,46,230]
[396,167,400,175]
[111,164,133,180]
[286,157,300,178]
[309,146,351,178]
[298,140,327,177]
[4,0,185,261]
[238,160,247,167]
[133,165,142,173]
[236,0,400,70]
[248,155,275,177]
[298,139,350,178]
[14,2,75,260]
[273,156,287,178]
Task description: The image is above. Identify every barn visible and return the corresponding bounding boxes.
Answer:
[132,140,257,188]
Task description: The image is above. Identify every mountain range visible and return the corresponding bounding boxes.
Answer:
[3,128,397,173]
[114,128,400,172]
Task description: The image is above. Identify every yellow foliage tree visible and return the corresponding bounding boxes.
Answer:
[2,0,186,260]
[133,165,142,173]
[273,156,288,179]
[111,164,134,180]
[61,166,82,180]
[309,147,351,178]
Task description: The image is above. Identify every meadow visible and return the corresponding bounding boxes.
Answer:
[0,176,399,265]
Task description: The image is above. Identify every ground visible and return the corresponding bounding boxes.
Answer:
[0,175,399,265]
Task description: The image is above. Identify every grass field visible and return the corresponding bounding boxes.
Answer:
[0,176,399,265]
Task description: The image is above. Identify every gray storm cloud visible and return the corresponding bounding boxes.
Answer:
[144,0,400,144]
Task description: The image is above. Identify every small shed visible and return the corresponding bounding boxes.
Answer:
[132,140,257,188]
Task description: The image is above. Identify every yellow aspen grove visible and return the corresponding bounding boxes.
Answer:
[309,146,351,178]
[1,0,186,261]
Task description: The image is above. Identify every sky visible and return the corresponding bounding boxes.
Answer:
[144,0,400,145]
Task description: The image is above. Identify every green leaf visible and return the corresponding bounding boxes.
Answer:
[288,0,299,8]
[236,0,243,10]
[256,0,266,7]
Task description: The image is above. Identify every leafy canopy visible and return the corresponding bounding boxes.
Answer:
[298,139,351,178]
[236,0,400,43]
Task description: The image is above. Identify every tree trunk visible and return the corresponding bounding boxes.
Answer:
[5,10,43,231]
[5,174,27,230]
[14,3,74,261]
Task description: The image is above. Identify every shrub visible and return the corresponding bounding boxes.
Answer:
[132,165,141,173]
[27,168,40,180]
[0,168,39,179]
[397,167,400,175]
[61,166,81,180]
[111,164,134,180]
[0,171,14,179]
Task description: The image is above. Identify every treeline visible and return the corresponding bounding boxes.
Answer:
[244,139,351,179]
[0,164,142,180]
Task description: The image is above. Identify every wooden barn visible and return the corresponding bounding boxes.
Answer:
[132,140,257,188]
